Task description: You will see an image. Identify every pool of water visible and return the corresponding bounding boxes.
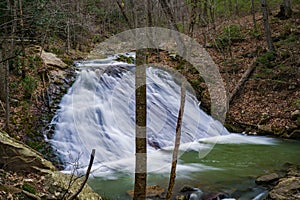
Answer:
[88,138,300,199]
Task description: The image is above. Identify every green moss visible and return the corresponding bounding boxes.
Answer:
[256,51,276,68]
[22,183,36,194]
[115,55,134,64]
[62,57,73,66]
[292,99,300,106]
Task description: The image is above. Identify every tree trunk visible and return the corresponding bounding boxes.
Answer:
[115,0,134,29]
[159,0,180,32]
[228,0,233,16]
[235,0,239,16]
[251,0,257,30]
[134,49,147,200]
[134,1,147,199]
[209,0,216,29]
[188,0,198,36]
[282,0,292,18]
[261,0,274,51]
[166,82,186,200]
[0,49,5,103]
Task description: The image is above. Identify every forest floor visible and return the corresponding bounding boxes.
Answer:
[148,7,300,138]
[0,4,300,200]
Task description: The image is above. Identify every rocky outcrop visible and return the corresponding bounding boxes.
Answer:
[44,171,102,200]
[41,50,68,69]
[256,164,300,199]
[269,176,300,199]
[0,132,102,200]
[0,131,55,173]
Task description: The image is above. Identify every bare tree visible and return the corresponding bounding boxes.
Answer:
[261,0,274,51]
[166,82,186,200]
[251,0,257,30]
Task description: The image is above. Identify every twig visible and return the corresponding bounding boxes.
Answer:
[0,100,5,112]
[67,149,95,200]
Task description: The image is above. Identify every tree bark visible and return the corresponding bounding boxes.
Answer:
[134,1,147,198]
[261,0,274,51]
[134,49,147,200]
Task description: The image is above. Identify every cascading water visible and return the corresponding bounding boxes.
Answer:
[48,55,231,175]
[47,55,300,199]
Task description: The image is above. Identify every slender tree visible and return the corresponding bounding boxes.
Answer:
[251,0,257,30]
[134,1,148,199]
[166,81,186,200]
[261,0,274,51]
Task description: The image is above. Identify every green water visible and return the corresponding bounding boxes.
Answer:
[88,138,300,199]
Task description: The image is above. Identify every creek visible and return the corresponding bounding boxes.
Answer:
[47,55,300,199]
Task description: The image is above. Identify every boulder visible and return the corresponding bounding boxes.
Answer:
[0,132,102,200]
[41,50,68,69]
[0,132,55,173]
[269,176,300,199]
[44,170,102,200]
[255,172,283,185]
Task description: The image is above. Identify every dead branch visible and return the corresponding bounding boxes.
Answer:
[67,149,95,200]
[229,62,256,104]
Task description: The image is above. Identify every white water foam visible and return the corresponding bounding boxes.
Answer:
[48,58,277,177]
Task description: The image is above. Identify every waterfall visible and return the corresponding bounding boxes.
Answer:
[47,56,276,177]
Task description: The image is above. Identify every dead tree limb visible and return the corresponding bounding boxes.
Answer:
[229,63,256,104]
[68,149,95,200]
[166,81,186,200]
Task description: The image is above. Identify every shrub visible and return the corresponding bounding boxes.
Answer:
[22,75,37,99]
[215,24,244,48]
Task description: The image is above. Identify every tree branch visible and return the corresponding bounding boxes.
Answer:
[68,149,95,200]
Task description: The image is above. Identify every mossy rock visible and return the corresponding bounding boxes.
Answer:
[0,132,55,173]
[44,171,102,200]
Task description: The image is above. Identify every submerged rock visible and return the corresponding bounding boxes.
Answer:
[176,186,203,200]
[127,185,165,199]
[256,164,300,199]
[255,172,283,185]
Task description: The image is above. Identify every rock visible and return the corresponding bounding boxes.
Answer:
[269,176,300,199]
[176,186,203,200]
[291,110,300,120]
[0,132,55,173]
[41,50,68,69]
[49,69,68,85]
[44,170,102,200]
[0,132,102,200]
[202,192,230,200]
[255,172,282,185]
[127,185,165,198]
